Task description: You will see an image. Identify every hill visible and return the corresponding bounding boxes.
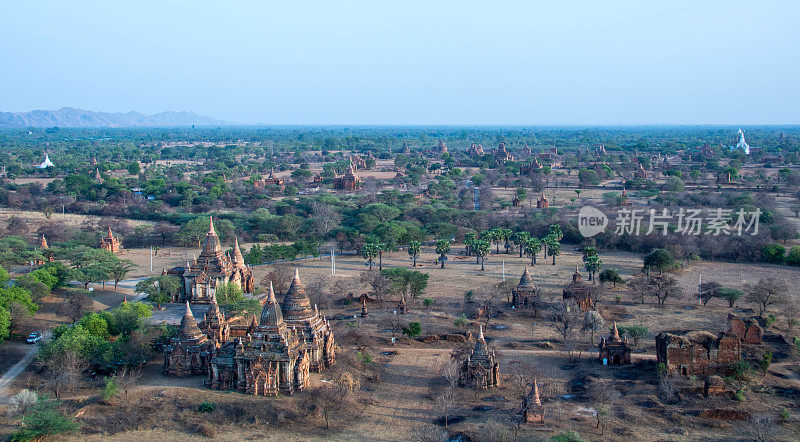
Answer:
[0,107,230,128]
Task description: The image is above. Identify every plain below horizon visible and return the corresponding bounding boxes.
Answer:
[1,107,798,129]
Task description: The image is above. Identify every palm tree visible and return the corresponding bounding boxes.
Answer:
[361,243,379,270]
[513,232,530,258]
[582,247,602,281]
[474,240,490,271]
[545,234,561,265]
[408,241,421,267]
[435,239,451,269]
[525,237,542,265]
[464,232,476,257]
[501,228,514,254]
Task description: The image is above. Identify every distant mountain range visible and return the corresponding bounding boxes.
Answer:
[0,107,230,128]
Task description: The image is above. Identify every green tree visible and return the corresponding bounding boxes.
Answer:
[107,259,135,291]
[474,240,490,271]
[617,324,648,346]
[513,232,530,258]
[10,396,78,441]
[435,239,450,269]
[361,243,380,270]
[786,246,800,267]
[464,232,476,257]
[643,249,674,272]
[598,269,624,287]
[524,237,542,266]
[135,275,180,308]
[402,321,422,338]
[582,247,602,281]
[500,228,514,254]
[545,234,561,265]
[762,243,786,264]
[407,241,421,267]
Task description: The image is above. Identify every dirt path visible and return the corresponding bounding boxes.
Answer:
[0,344,39,404]
[769,362,800,389]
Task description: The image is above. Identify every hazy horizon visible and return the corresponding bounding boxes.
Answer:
[2,1,799,125]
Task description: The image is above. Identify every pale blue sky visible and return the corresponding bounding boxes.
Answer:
[1,1,798,124]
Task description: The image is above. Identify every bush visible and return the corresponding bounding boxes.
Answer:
[102,377,119,401]
[198,401,216,413]
[643,249,674,271]
[759,352,773,371]
[786,246,800,267]
[733,388,746,402]
[9,397,78,441]
[402,321,422,338]
[762,243,786,264]
[551,430,585,442]
[8,389,38,416]
[198,422,216,437]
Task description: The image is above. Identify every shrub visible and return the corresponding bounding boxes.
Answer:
[10,397,78,441]
[780,409,790,421]
[643,249,674,271]
[198,401,216,413]
[551,430,585,442]
[759,352,773,372]
[8,389,38,416]
[198,422,216,437]
[733,388,746,402]
[402,321,422,338]
[762,243,786,264]
[102,377,119,402]
[730,360,752,381]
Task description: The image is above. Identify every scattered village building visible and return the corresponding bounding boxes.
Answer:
[175,218,254,303]
[598,322,631,365]
[511,266,538,308]
[655,331,741,377]
[523,378,544,425]
[459,325,500,390]
[333,163,362,190]
[562,266,593,311]
[100,227,122,254]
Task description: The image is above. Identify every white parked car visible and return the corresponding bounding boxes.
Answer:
[26,332,42,344]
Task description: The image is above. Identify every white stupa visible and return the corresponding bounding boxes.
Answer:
[732,129,750,155]
[37,154,54,169]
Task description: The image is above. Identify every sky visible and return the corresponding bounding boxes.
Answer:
[1,1,799,125]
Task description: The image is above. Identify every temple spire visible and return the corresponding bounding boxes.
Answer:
[531,378,542,406]
[208,216,216,235]
[268,281,276,302]
[611,321,620,341]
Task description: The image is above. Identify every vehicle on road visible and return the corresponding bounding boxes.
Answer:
[26,332,42,344]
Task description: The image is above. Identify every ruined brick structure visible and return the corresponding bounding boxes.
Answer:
[511,266,539,308]
[164,271,336,396]
[174,218,255,303]
[254,168,285,190]
[536,193,549,208]
[163,302,211,377]
[100,227,122,254]
[598,322,631,365]
[633,163,647,180]
[655,331,741,377]
[522,378,544,425]
[459,325,499,390]
[333,163,362,190]
[562,267,593,311]
[727,314,762,345]
[467,142,485,157]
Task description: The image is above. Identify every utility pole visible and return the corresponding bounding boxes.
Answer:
[150,246,153,272]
